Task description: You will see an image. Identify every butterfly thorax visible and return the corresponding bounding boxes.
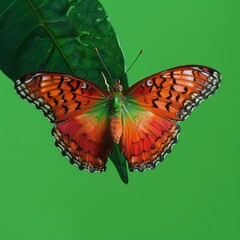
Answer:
[109,91,123,144]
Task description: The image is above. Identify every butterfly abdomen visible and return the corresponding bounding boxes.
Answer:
[109,92,123,143]
[110,116,122,143]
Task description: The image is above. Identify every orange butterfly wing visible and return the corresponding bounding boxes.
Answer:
[15,72,113,172]
[121,65,221,171]
[121,104,180,171]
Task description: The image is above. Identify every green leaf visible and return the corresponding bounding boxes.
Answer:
[109,143,129,184]
[0,0,128,91]
[0,0,129,183]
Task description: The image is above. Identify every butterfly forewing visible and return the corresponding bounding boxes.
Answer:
[15,72,112,172]
[125,65,221,120]
[121,65,221,171]
[15,72,108,122]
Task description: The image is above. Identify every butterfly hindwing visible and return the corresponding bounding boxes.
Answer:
[15,72,113,172]
[52,104,113,172]
[121,103,179,171]
[122,65,221,171]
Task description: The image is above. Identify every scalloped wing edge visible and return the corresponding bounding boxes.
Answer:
[52,127,107,173]
[129,122,180,172]
[15,78,56,122]
[178,66,222,120]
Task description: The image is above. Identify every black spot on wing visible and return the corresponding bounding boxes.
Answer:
[152,98,159,108]
[165,102,172,112]
[75,100,81,110]
[62,105,69,114]
[159,78,166,89]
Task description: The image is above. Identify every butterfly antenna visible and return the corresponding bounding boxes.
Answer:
[95,47,114,82]
[101,72,110,93]
[120,49,143,81]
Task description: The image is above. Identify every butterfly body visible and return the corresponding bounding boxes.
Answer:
[15,65,221,177]
[109,91,123,144]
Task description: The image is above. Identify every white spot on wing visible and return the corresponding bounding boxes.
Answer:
[44,104,51,110]
[202,72,209,77]
[146,79,153,86]
[30,93,35,98]
[183,70,193,75]
[82,82,87,89]
[162,73,170,78]
[193,67,202,71]
[20,91,26,97]
[213,71,220,79]
[25,77,34,84]
[16,86,22,91]
[38,98,44,103]
[184,76,194,81]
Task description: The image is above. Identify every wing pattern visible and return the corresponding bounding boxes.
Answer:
[15,72,112,172]
[14,65,221,174]
[122,65,221,171]
[125,65,221,120]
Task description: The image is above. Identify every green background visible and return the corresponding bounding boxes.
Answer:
[0,0,239,239]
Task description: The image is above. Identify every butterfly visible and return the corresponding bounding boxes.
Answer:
[15,65,221,174]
